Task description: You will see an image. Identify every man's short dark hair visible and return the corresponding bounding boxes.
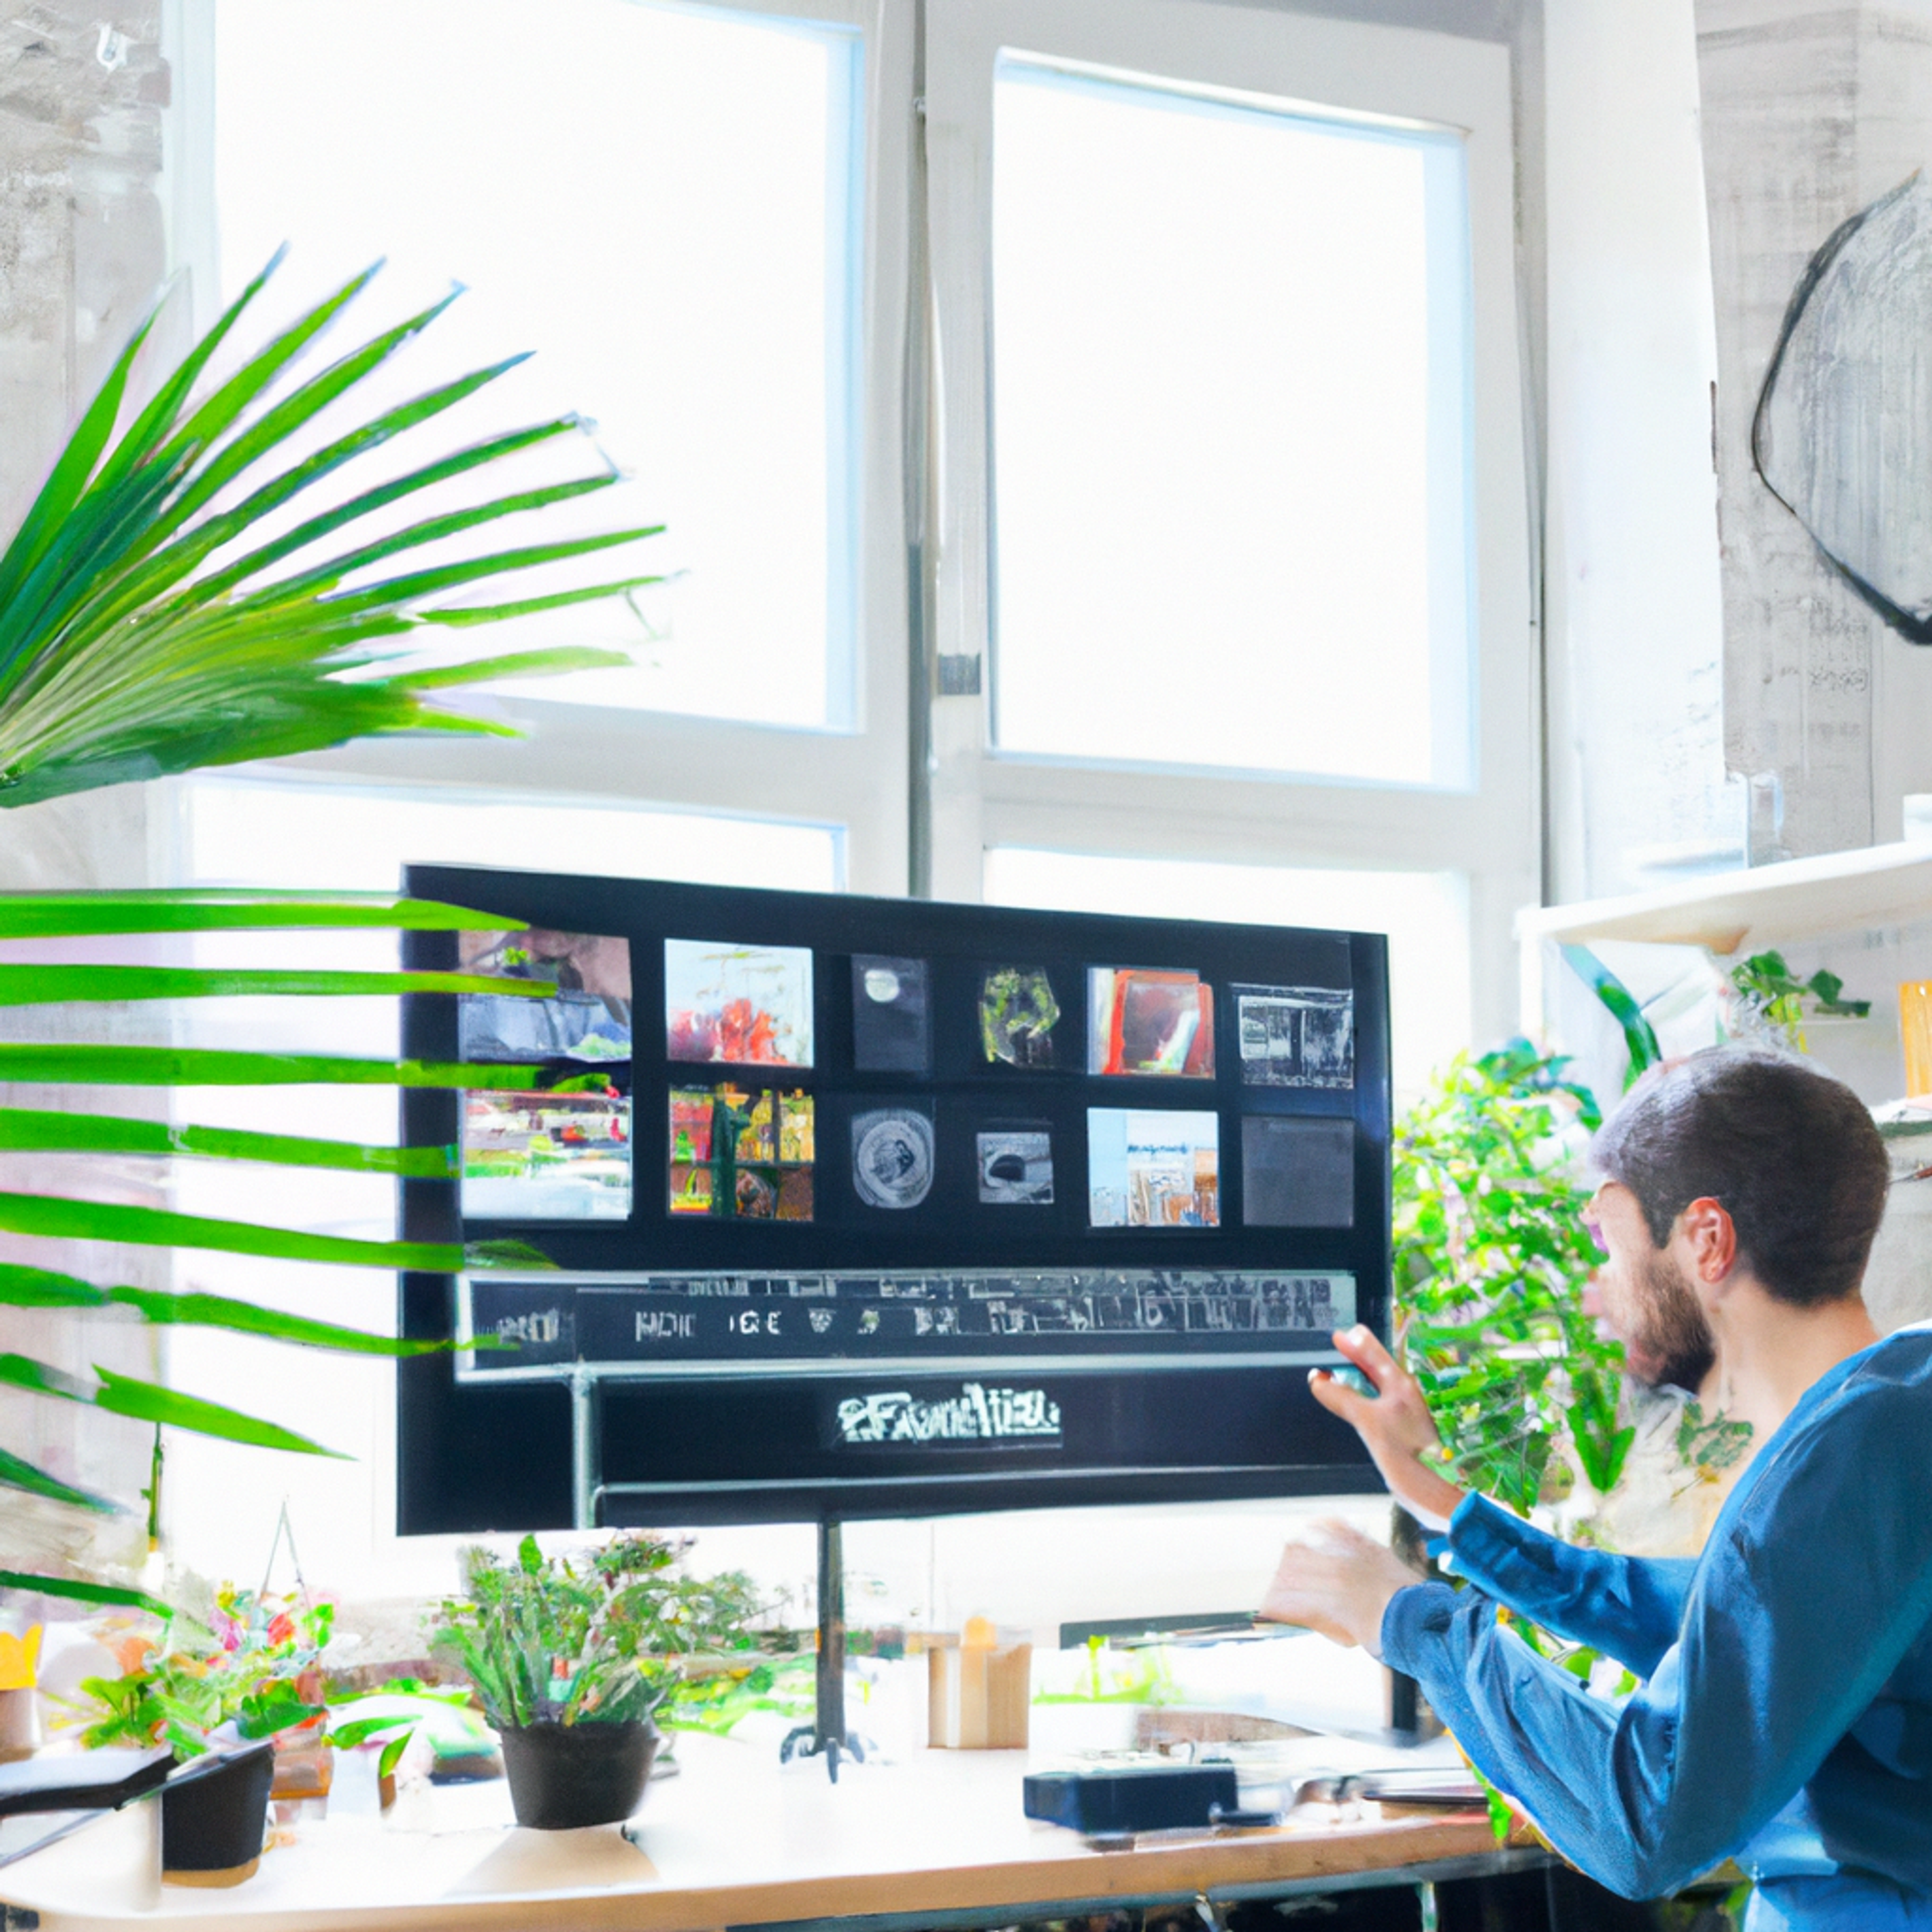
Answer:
[1591,1048,1888,1306]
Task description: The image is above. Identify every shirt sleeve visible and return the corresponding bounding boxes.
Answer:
[1443,1491,1696,1677]
[1381,1369,1932,1900]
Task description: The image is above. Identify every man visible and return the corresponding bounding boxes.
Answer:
[1261,1049,1932,1929]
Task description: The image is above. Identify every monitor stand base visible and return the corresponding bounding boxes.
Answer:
[777,1516,865,1784]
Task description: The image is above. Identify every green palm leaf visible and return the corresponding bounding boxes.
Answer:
[0,1106,455,1178]
[0,1261,473,1355]
[0,964,545,1006]
[0,1352,342,1456]
[0,888,524,938]
[0,1043,543,1088]
[0,1446,121,1513]
[0,1570,178,1618]
[0,253,657,808]
[0,1192,461,1271]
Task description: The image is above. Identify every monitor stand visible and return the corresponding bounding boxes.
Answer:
[778,1516,866,1783]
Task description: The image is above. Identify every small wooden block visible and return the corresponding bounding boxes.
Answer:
[928,1643,1030,1748]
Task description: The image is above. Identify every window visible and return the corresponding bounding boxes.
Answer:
[922,0,1533,1063]
[990,59,1472,785]
[210,0,863,731]
[154,0,1533,1584]
[170,0,915,894]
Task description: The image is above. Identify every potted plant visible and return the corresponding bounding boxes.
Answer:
[425,1532,759,1829]
[68,1585,334,1882]
[1391,1039,1629,1517]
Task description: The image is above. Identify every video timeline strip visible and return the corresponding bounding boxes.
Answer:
[460,1268,1357,1372]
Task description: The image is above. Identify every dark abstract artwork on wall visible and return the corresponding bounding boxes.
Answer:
[1755,174,1932,644]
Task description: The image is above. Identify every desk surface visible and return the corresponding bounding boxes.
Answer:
[2,1734,1533,1932]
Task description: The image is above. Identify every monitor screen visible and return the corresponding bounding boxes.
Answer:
[396,866,1390,1530]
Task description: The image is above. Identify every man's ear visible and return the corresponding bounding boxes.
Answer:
[1678,1196,1739,1285]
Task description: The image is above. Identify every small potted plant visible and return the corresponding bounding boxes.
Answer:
[426,1532,758,1830]
[70,1588,333,1883]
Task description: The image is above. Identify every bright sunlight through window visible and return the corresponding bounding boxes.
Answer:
[990,60,1473,786]
[212,0,862,729]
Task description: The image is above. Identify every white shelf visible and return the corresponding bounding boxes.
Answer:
[1516,841,1932,956]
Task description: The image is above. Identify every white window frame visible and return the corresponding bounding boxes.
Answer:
[160,0,1534,1037]
[158,0,918,898]
[920,0,1536,1047]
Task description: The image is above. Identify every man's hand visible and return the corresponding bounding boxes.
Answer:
[1256,1519,1422,1658]
[1310,1326,1468,1532]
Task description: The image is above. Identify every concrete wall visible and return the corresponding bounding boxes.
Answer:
[0,2,167,531]
[1543,0,1732,902]
[1698,1,1932,859]
[0,1,173,1577]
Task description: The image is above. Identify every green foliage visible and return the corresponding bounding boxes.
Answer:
[0,1350,341,1459]
[0,1448,119,1514]
[0,254,657,808]
[1729,949,1870,1050]
[657,1655,817,1737]
[427,1533,764,1731]
[1675,1400,1754,1477]
[0,1041,543,1089]
[1559,946,1662,1088]
[0,1189,467,1272]
[0,962,543,1007]
[0,1569,178,1618]
[1396,1042,1752,1871]
[0,252,663,1598]
[0,891,554,1553]
[0,888,523,939]
[0,1261,474,1355]
[71,1585,332,1758]
[1393,1040,1627,1516]
[323,1678,491,1765]
[0,1107,458,1178]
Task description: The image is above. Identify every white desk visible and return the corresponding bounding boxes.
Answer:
[0,1734,1536,1932]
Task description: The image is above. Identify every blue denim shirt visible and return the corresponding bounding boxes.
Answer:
[1380,1325,1932,1908]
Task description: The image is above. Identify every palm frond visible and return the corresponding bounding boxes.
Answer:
[0,1106,456,1178]
[0,1352,342,1457]
[0,1190,462,1271]
[0,1261,469,1354]
[0,888,526,939]
[0,1570,179,1618]
[0,253,656,807]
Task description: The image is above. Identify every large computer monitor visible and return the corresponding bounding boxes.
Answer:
[395,865,1391,1531]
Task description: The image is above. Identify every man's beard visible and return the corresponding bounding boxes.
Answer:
[1628,1247,1717,1394]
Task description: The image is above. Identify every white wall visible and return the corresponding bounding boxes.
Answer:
[1543,0,1733,901]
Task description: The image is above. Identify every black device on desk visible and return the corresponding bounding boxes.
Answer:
[1024,1763,1278,1835]
[393,866,1393,1533]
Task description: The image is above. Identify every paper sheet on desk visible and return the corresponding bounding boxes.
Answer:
[1033,1632,1480,1813]
[1157,1630,1398,1738]
[1034,1629,1394,1741]
[1203,1733,1476,1814]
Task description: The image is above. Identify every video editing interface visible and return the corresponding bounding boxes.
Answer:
[397,869,1389,1517]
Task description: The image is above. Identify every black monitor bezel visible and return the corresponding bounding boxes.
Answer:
[395,864,1391,1531]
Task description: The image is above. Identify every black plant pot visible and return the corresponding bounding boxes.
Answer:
[498,1718,659,1829]
[161,1740,276,1884]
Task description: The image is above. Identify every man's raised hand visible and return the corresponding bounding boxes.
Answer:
[1309,1325,1468,1532]
[1255,1518,1421,1657]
